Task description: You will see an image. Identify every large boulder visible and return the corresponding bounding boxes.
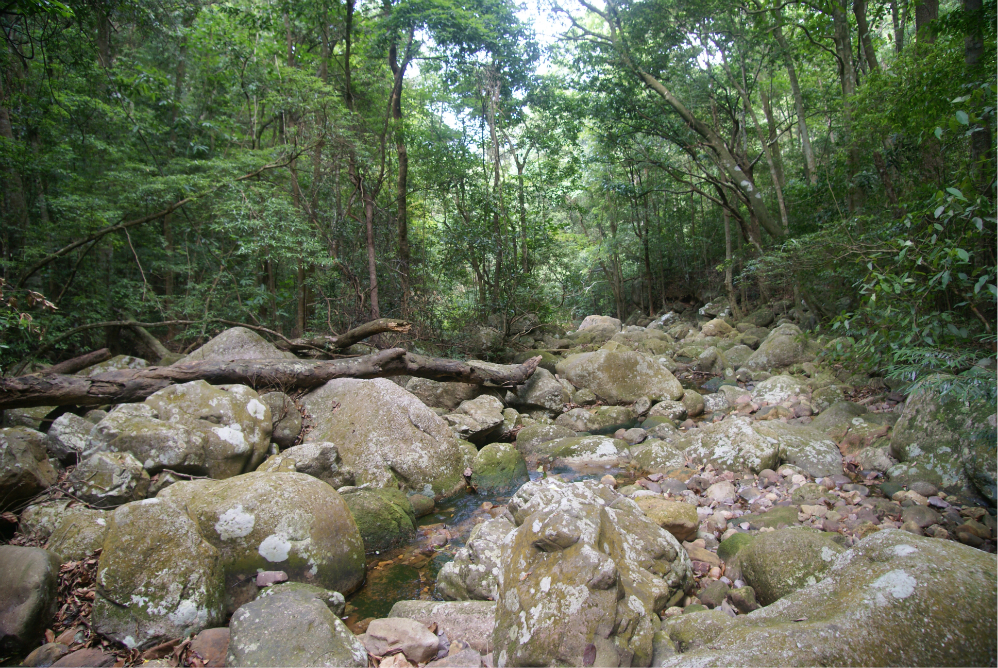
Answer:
[701,319,733,337]
[509,368,570,412]
[735,528,845,605]
[157,472,366,611]
[144,382,271,478]
[46,413,93,463]
[79,355,148,375]
[446,395,505,444]
[889,378,997,504]
[629,439,688,472]
[492,479,693,667]
[742,324,817,371]
[404,378,480,411]
[181,327,297,363]
[302,379,471,499]
[0,546,62,656]
[256,442,355,489]
[556,350,684,404]
[340,487,416,554]
[535,435,630,467]
[515,424,575,456]
[226,587,367,667]
[554,406,635,434]
[92,498,225,649]
[85,404,206,476]
[676,417,780,473]
[66,452,150,508]
[471,443,529,492]
[756,422,844,478]
[436,515,514,602]
[659,530,996,667]
[0,428,58,511]
[751,375,807,405]
[46,507,109,562]
[576,315,623,340]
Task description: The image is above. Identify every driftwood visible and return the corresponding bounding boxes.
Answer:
[0,349,541,410]
[39,348,113,376]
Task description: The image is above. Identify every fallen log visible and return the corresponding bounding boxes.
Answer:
[0,349,541,410]
[276,318,412,352]
[37,348,112,376]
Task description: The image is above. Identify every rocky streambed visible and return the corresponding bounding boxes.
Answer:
[1,308,995,667]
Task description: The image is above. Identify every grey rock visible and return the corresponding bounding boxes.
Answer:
[0,428,58,511]
[360,618,440,664]
[257,442,354,489]
[67,452,150,508]
[46,414,93,463]
[260,392,302,448]
[389,600,496,655]
[181,327,297,363]
[0,546,62,656]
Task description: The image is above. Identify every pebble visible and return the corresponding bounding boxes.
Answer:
[599,475,617,488]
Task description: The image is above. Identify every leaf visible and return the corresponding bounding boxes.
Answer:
[955,110,970,125]
[945,187,965,199]
[934,206,945,218]
[934,127,943,139]
[973,217,984,231]
[956,249,970,262]
[975,275,988,294]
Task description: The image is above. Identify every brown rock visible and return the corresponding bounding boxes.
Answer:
[50,649,116,667]
[427,648,484,667]
[22,642,69,667]
[684,544,722,568]
[190,627,229,667]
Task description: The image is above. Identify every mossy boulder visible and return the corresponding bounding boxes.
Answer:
[556,350,684,404]
[537,435,630,466]
[66,452,150,508]
[681,390,704,418]
[660,529,997,666]
[79,354,148,375]
[630,439,687,472]
[515,424,576,456]
[472,443,529,492]
[888,377,997,504]
[46,507,109,561]
[756,422,844,478]
[181,327,296,363]
[717,532,755,563]
[0,546,62,656]
[436,516,514,601]
[554,405,635,434]
[736,528,845,605]
[302,378,471,499]
[92,498,225,649]
[256,442,354,489]
[0,428,57,511]
[157,472,365,612]
[742,325,817,371]
[633,497,699,541]
[512,350,560,374]
[404,378,480,410]
[340,487,417,554]
[677,417,780,473]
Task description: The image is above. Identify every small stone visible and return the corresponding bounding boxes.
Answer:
[190,627,229,667]
[927,496,950,509]
[409,494,435,518]
[706,481,736,503]
[726,586,760,613]
[633,397,652,415]
[481,501,493,511]
[900,520,924,536]
[698,580,730,609]
[924,525,950,540]
[909,481,939,497]
[956,529,984,548]
[707,566,722,579]
[600,475,617,488]
[662,606,683,618]
[901,505,941,529]
[255,571,289,587]
[22,642,69,667]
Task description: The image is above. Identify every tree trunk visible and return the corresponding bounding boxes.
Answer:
[759,83,785,189]
[773,13,817,185]
[915,0,939,44]
[0,350,542,410]
[364,194,380,319]
[389,30,415,314]
[964,0,993,192]
[831,3,862,212]
[723,209,741,320]
[891,0,905,53]
[854,0,880,72]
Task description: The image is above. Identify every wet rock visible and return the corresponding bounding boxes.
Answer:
[340,487,416,554]
[303,379,471,499]
[492,478,693,667]
[257,442,354,489]
[389,601,496,655]
[471,443,529,493]
[46,414,93,463]
[436,516,514,601]
[515,424,575,456]
[66,452,150,508]
[259,392,302,449]
[736,528,845,605]
[0,428,58,511]
[227,587,367,667]
[659,529,996,666]
[92,498,225,649]
[649,400,688,422]
[158,472,365,611]
[0,546,62,656]
[633,497,699,542]
[181,327,297,363]
[557,350,684,404]
[360,618,440,664]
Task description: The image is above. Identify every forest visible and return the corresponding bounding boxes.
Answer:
[0,0,993,379]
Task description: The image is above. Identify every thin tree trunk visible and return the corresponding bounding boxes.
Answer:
[964,0,993,192]
[773,13,817,185]
[723,209,741,320]
[891,0,904,53]
[854,0,880,72]
[831,3,862,212]
[759,83,785,189]
[915,0,939,44]
[389,29,415,314]
[364,195,379,320]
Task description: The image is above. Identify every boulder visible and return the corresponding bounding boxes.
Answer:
[46,413,93,463]
[492,478,693,667]
[534,435,630,467]
[700,319,733,337]
[256,581,345,616]
[889,378,997,504]
[66,452,150,508]
[553,405,635,434]
[436,516,513,601]
[79,355,148,375]
[742,324,817,371]
[259,392,302,449]
[649,400,687,422]
[701,393,729,414]
[340,487,416,554]
[22,642,69,667]
[741,308,775,328]
[633,497,699,541]
[303,379,471,499]
[92,498,225,648]
[449,395,505,444]
[757,422,844,478]
[3,406,57,430]
[46,507,109,561]
[723,345,754,369]
[157,472,366,611]
[471,443,529,492]
[405,378,480,410]
[659,530,996,666]
[256,441,355,489]
[389,600,496,655]
[681,390,704,418]
[181,327,297,363]
[811,385,847,413]
[0,428,58,511]
[188,628,229,668]
[557,350,684,404]
[629,439,688,472]
[144,381,271,478]
[735,528,845,605]
[510,368,570,412]
[85,404,206,476]
[360,618,440,664]
[226,587,367,667]
[577,315,622,337]
[677,417,780,473]
[751,374,806,405]
[515,424,575,456]
[0,546,62,656]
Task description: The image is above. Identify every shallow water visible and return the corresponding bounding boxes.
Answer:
[342,464,637,628]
